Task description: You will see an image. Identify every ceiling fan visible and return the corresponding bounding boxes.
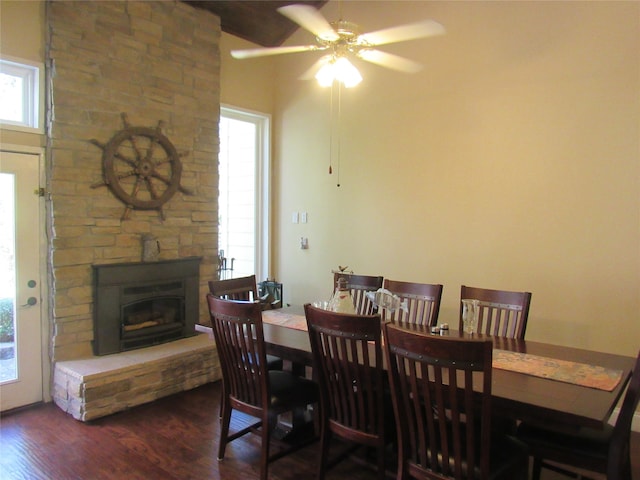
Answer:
[230,4,445,87]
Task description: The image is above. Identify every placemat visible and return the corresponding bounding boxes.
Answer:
[262,309,308,331]
[492,349,623,391]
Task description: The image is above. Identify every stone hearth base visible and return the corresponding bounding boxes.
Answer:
[53,334,220,422]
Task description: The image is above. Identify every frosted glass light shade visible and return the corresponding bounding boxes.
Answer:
[315,56,362,88]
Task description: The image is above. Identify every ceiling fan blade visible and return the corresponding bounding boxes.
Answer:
[359,19,445,46]
[358,49,424,73]
[231,45,319,59]
[277,4,339,42]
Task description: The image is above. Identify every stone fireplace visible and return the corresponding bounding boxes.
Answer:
[93,257,200,355]
[47,1,220,361]
[47,1,223,419]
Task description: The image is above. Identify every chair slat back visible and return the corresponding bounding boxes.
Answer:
[382,279,443,327]
[207,294,267,416]
[609,350,640,478]
[460,285,532,339]
[209,275,258,302]
[384,322,494,480]
[305,304,385,439]
[333,273,383,315]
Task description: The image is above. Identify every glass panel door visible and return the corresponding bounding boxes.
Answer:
[0,150,43,411]
[0,172,17,382]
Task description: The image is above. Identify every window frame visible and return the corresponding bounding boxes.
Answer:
[219,105,271,281]
[0,55,44,134]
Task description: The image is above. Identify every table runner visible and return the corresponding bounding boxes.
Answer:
[492,349,623,391]
[262,309,308,331]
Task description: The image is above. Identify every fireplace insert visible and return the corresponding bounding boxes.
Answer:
[92,257,201,355]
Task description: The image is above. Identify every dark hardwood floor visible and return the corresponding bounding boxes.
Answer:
[1,381,639,480]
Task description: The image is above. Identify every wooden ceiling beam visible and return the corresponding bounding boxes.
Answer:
[184,1,328,47]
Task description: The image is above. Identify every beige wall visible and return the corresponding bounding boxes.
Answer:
[271,1,640,356]
[220,32,275,113]
[0,0,46,148]
[0,0,45,59]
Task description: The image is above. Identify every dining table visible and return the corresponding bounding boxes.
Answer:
[255,306,636,432]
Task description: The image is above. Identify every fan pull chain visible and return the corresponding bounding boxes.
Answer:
[329,82,334,175]
[336,82,342,187]
[328,80,343,186]
[329,80,341,186]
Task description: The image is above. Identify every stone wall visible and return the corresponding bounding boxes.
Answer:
[47,0,220,362]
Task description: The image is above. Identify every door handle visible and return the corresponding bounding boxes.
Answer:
[21,297,38,307]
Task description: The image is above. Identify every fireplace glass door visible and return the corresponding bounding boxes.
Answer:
[121,296,184,351]
[93,258,200,355]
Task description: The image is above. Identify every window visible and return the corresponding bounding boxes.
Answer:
[218,106,271,281]
[0,56,43,133]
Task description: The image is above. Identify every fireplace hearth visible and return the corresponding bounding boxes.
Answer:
[92,257,201,356]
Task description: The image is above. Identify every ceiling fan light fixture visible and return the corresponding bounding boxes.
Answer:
[315,56,362,88]
[315,61,336,87]
[337,57,363,88]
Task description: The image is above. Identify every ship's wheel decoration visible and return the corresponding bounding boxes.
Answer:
[90,113,192,220]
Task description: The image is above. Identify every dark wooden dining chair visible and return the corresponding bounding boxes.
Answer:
[517,349,640,480]
[208,275,283,419]
[382,279,443,326]
[304,303,389,480]
[459,285,532,339]
[209,274,259,301]
[209,275,282,367]
[383,321,529,480]
[333,272,383,315]
[207,295,319,480]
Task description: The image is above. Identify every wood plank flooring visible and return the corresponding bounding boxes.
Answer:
[0,381,375,480]
[1,381,639,480]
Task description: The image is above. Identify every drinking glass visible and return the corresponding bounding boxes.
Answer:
[461,299,480,334]
[312,300,330,310]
